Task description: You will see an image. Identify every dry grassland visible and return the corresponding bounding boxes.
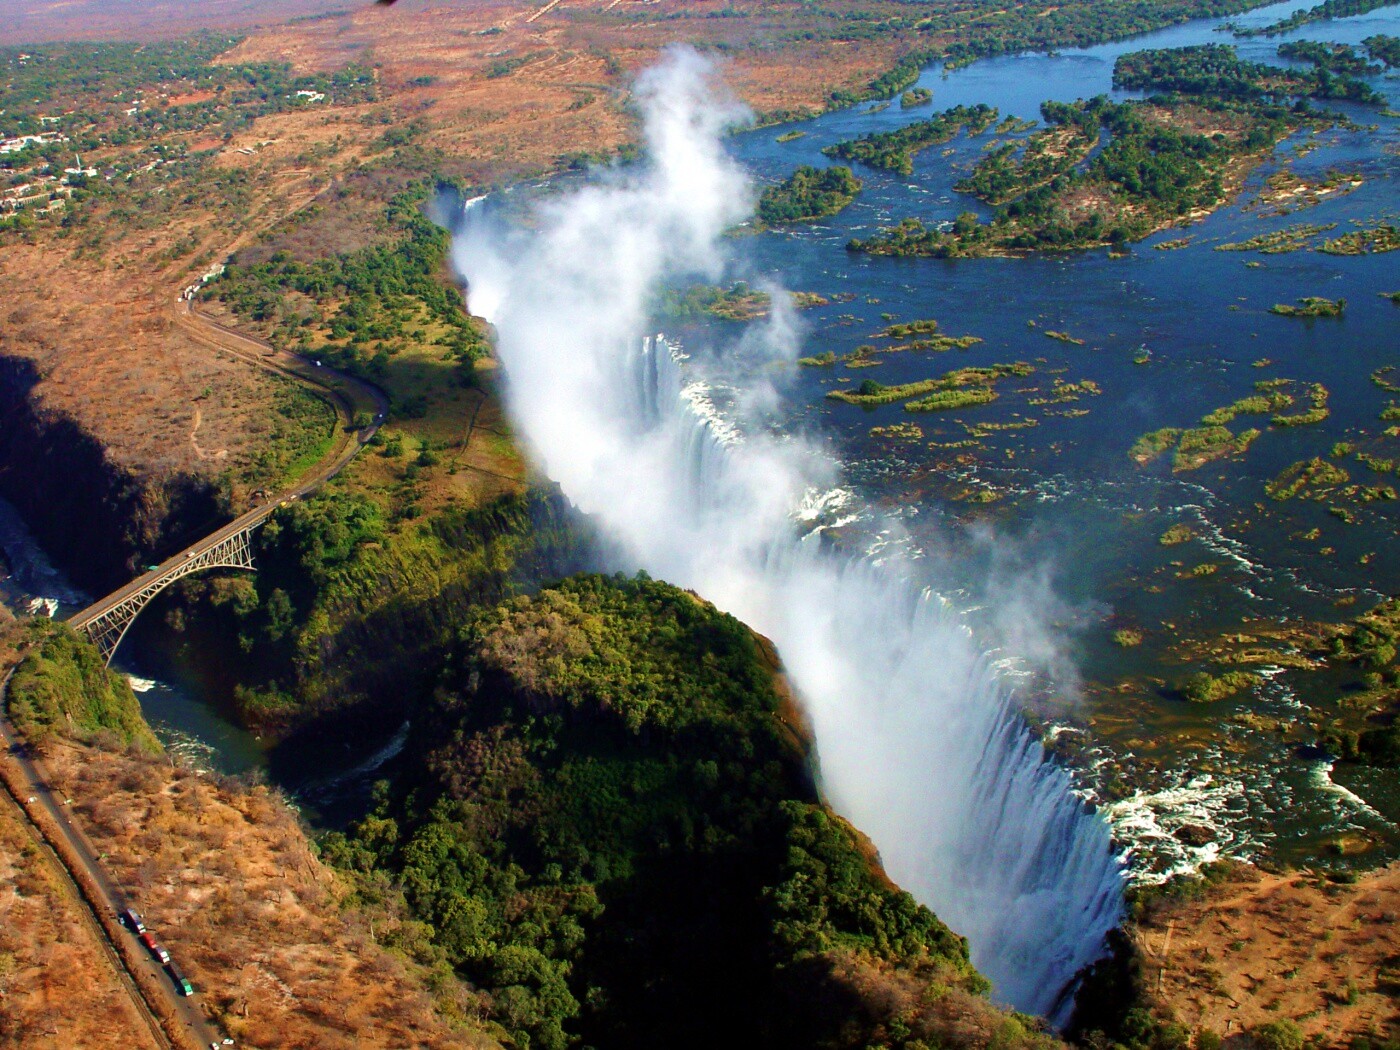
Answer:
[39,739,503,1050]
[1135,862,1400,1044]
[0,793,156,1050]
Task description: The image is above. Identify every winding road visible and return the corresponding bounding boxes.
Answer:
[69,301,390,643]
[0,669,210,1049]
[6,301,394,1048]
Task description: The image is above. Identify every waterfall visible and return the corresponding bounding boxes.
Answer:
[609,336,1125,1021]
[449,50,1125,1021]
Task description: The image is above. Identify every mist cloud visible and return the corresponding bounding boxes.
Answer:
[452,47,1123,1021]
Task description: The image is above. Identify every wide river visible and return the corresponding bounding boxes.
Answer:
[678,0,1400,880]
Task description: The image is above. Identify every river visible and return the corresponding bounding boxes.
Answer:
[704,0,1400,879]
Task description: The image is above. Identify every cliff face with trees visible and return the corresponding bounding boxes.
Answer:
[324,574,1062,1050]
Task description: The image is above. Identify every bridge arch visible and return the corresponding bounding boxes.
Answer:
[69,524,259,666]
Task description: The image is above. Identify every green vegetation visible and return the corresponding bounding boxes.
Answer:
[1248,1019,1306,1050]
[1174,425,1260,471]
[852,89,1327,257]
[657,283,827,323]
[900,87,933,108]
[1366,34,1400,67]
[905,387,999,412]
[1271,382,1330,426]
[1114,43,1379,101]
[657,282,772,322]
[1269,296,1346,318]
[1277,40,1381,75]
[232,384,338,490]
[757,165,862,224]
[1130,387,1282,471]
[869,317,984,353]
[1266,457,1350,500]
[827,363,1032,411]
[1160,524,1196,546]
[1114,629,1145,647]
[823,104,998,175]
[881,318,943,339]
[1131,428,1184,464]
[6,621,159,751]
[797,350,836,367]
[1044,330,1086,345]
[182,489,571,733]
[1201,391,1292,425]
[1235,0,1400,38]
[322,575,993,1050]
[774,130,807,143]
[1216,221,1337,253]
[209,182,488,396]
[1154,236,1193,250]
[1318,224,1400,255]
[1179,669,1261,703]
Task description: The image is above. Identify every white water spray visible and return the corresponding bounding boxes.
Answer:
[452,48,1124,1021]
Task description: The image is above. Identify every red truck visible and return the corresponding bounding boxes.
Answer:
[138,931,171,965]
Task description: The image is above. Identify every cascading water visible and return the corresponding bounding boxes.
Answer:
[451,48,1126,1022]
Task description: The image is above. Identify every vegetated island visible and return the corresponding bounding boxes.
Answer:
[757,164,863,225]
[1233,0,1400,37]
[1129,379,1334,471]
[827,362,1033,412]
[1277,39,1382,75]
[1318,223,1400,255]
[1216,221,1338,253]
[848,45,1378,258]
[901,87,933,108]
[822,103,999,175]
[1270,296,1346,318]
[1365,33,1400,67]
[657,282,830,322]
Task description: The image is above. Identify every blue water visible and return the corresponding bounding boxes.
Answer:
[665,0,1400,874]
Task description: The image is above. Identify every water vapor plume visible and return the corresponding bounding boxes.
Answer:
[453,47,1124,1022]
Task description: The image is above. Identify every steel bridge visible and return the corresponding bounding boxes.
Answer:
[68,511,266,666]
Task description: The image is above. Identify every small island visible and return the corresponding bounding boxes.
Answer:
[1270,296,1346,318]
[823,103,998,175]
[757,165,863,225]
[827,362,1032,412]
[901,87,933,108]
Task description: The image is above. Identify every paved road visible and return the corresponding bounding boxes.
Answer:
[0,672,214,1050]
[69,302,389,634]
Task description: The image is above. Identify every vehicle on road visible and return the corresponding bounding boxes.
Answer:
[139,931,171,965]
[166,961,194,997]
[120,908,145,933]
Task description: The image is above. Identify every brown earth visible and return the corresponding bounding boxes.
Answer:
[0,790,159,1050]
[1134,862,1400,1045]
[0,0,355,45]
[35,736,504,1050]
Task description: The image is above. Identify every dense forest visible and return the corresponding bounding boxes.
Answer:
[1277,39,1383,75]
[1113,43,1380,102]
[321,574,1053,1050]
